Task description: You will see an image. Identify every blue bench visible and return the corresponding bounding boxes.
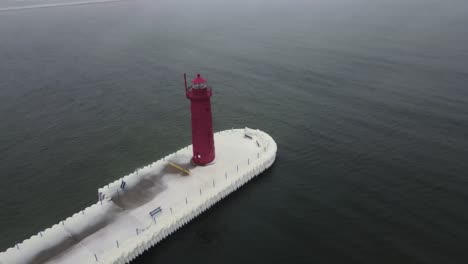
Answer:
[149,207,162,218]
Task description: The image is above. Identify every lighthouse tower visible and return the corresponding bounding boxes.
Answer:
[185,73,215,165]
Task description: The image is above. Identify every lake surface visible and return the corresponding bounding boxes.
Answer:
[1,0,468,263]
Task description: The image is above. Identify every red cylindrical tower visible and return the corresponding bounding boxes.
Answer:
[185,73,215,165]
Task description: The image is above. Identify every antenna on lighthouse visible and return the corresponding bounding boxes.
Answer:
[183,73,188,94]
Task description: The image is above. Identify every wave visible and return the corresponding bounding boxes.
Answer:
[0,0,128,13]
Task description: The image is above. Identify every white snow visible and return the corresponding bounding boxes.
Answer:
[0,128,277,264]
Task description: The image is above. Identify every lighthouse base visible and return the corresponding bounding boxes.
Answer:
[0,128,277,264]
[191,158,216,166]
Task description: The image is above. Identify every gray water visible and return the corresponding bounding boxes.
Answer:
[1,0,468,263]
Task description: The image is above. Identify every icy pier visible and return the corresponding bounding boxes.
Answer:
[0,128,277,264]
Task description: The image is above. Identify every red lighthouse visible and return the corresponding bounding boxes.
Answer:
[185,73,215,165]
